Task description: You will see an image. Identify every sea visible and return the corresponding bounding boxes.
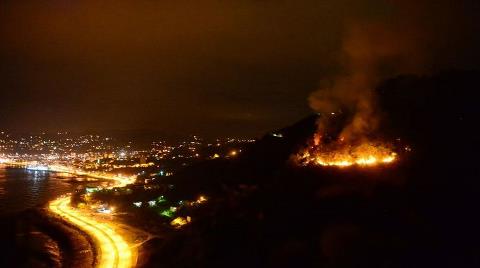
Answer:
[0,165,97,214]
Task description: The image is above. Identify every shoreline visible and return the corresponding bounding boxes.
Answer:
[0,207,96,267]
[1,165,137,267]
[49,196,135,268]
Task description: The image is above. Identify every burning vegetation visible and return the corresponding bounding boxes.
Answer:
[299,20,413,168]
[295,132,397,167]
[294,107,398,168]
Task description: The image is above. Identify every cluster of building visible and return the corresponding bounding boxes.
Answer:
[0,131,255,178]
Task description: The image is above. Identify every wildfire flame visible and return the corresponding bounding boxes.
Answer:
[296,134,397,167]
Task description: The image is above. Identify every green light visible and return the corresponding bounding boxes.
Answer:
[160,209,174,218]
[86,187,100,193]
[159,206,177,218]
[157,195,166,203]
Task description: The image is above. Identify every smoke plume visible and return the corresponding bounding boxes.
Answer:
[309,18,425,142]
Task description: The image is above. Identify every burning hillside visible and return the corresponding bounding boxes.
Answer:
[295,133,397,167]
[293,111,398,168]
[298,18,422,168]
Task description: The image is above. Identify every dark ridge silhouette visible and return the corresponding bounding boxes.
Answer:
[146,70,480,268]
[160,114,320,197]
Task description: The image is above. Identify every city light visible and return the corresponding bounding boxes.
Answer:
[170,216,191,228]
[26,164,49,171]
[1,132,252,267]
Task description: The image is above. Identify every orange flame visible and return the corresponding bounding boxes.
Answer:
[296,138,397,167]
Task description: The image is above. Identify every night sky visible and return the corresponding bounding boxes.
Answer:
[1,0,479,137]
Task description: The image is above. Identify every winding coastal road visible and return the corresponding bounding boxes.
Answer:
[49,196,134,268]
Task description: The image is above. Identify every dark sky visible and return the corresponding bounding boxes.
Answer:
[1,0,479,137]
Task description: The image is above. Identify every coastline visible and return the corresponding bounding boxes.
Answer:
[0,207,96,267]
[0,161,139,267]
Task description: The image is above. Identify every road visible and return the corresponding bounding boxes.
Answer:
[49,196,134,268]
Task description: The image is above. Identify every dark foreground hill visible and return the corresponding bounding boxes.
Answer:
[144,70,480,268]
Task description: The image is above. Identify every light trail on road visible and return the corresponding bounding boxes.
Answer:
[49,196,134,268]
[46,164,136,187]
